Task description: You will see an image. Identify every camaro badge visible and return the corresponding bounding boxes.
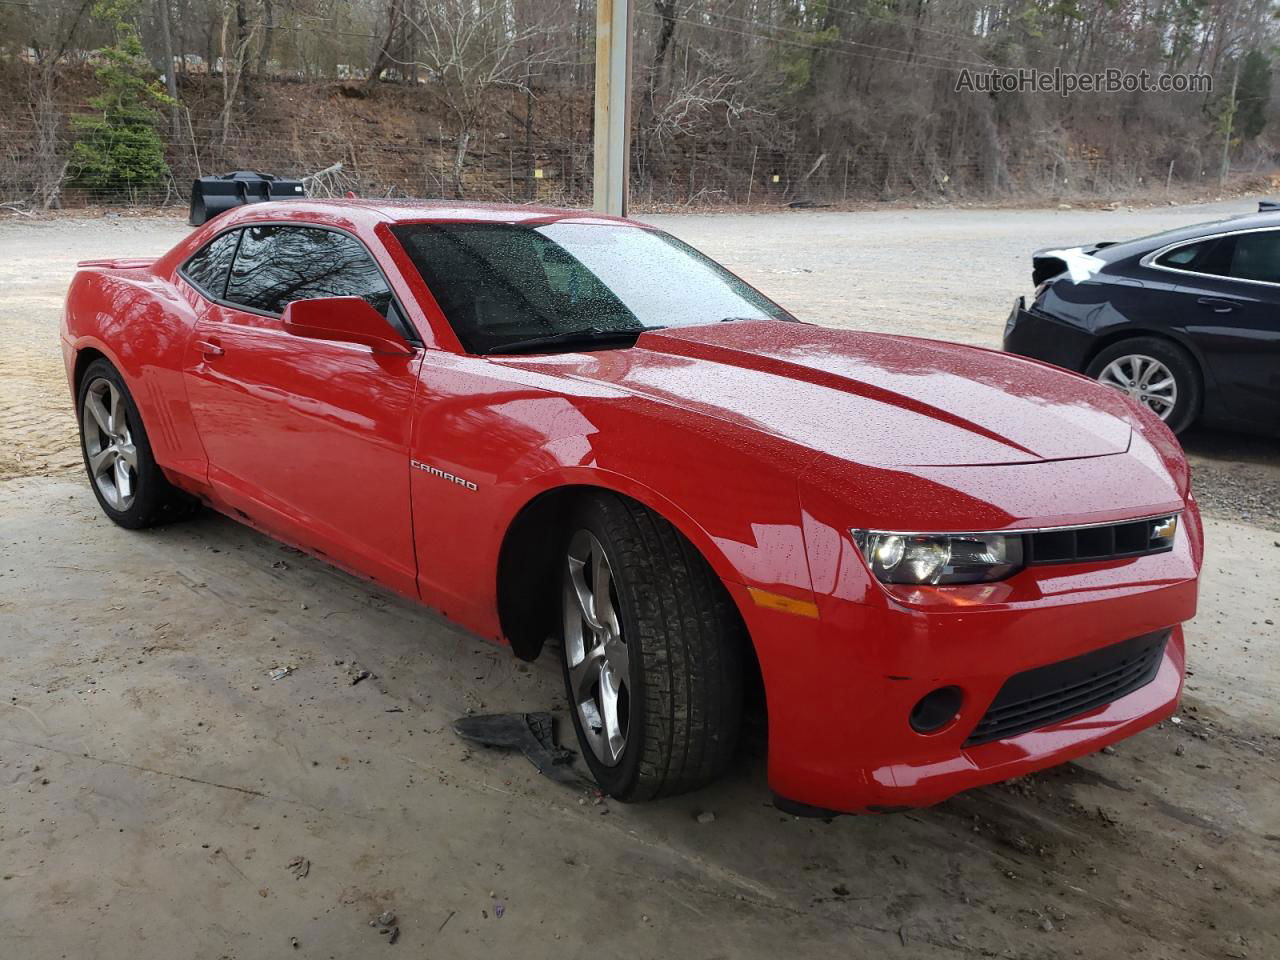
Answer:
[410,459,478,491]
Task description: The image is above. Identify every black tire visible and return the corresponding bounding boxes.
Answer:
[559,492,744,802]
[1086,336,1202,434]
[77,358,193,529]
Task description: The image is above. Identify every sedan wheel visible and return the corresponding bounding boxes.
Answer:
[82,377,139,511]
[1085,337,1201,434]
[563,529,631,767]
[1096,354,1177,421]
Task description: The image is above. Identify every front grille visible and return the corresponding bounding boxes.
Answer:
[1024,516,1176,566]
[965,629,1169,747]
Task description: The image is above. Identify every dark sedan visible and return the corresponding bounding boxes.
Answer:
[1004,207,1280,435]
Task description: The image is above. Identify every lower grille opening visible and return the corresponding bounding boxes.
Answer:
[965,629,1170,747]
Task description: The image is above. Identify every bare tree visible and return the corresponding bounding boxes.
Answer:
[9,0,94,208]
[217,0,257,148]
[367,0,404,86]
[399,0,565,197]
[155,0,181,141]
[255,0,276,76]
[2,0,1278,208]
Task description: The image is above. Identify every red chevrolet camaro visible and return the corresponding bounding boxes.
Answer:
[61,200,1203,814]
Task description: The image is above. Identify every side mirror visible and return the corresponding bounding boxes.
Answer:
[281,296,413,356]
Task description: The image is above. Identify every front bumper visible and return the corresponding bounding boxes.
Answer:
[728,504,1200,814]
[1002,295,1096,373]
[848,629,1184,810]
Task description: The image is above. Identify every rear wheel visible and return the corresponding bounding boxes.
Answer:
[77,359,192,528]
[1086,337,1201,434]
[559,493,744,801]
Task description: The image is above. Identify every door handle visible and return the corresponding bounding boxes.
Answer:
[196,339,225,358]
[1196,297,1239,313]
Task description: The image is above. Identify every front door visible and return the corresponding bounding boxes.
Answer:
[181,224,423,595]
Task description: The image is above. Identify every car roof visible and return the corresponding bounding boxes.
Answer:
[1094,208,1280,263]
[213,197,637,231]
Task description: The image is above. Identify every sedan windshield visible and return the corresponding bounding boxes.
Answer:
[390,221,793,354]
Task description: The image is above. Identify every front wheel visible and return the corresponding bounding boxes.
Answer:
[1086,337,1201,434]
[559,493,744,801]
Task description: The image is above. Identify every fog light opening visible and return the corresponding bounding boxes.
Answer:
[910,686,964,734]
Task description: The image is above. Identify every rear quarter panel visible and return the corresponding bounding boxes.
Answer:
[63,266,208,484]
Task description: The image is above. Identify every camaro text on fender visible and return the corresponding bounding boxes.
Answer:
[410,459,478,491]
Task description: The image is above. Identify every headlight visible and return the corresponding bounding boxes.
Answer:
[851,530,1025,585]
[1150,515,1178,547]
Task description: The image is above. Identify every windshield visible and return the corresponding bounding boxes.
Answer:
[390,221,793,354]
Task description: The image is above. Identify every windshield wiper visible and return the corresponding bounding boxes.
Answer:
[485,325,647,355]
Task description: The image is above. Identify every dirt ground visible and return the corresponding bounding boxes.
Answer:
[1,204,1278,959]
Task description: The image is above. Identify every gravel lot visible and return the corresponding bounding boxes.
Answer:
[1,203,1277,959]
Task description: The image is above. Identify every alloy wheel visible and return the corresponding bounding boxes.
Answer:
[82,377,138,511]
[1096,354,1178,421]
[563,529,631,766]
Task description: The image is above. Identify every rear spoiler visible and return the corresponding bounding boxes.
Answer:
[76,257,157,270]
[1032,242,1116,286]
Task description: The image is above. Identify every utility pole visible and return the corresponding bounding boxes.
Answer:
[592,0,633,216]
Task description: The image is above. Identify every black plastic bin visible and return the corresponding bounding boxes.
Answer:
[188,171,305,226]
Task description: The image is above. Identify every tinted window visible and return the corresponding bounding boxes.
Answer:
[183,230,239,298]
[1222,231,1280,283]
[1154,240,1209,269]
[1158,231,1280,284]
[391,222,791,354]
[225,226,393,316]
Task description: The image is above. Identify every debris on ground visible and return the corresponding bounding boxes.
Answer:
[287,855,309,880]
[696,810,716,824]
[269,665,294,681]
[346,661,372,685]
[451,712,583,785]
[289,937,299,949]
[369,910,399,944]
[493,901,505,919]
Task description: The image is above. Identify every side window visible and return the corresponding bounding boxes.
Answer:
[225,226,393,316]
[1224,231,1280,283]
[1156,231,1280,284]
[182,230,239,298]
[1153,239,1211,271]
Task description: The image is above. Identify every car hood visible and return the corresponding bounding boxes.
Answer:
[505,321,1134,468]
